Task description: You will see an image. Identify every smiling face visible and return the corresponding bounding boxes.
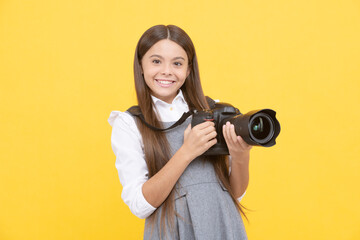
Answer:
[141,39,190,104]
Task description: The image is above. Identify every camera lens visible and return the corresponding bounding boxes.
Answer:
[252,117,263,132]
[249,113,274,144]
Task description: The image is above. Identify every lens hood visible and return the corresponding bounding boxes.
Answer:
[231,109,280,147]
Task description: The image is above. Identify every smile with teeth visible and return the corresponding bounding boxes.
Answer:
[155,79,176,87]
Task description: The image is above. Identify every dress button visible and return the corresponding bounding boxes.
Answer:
[170,107,173,111]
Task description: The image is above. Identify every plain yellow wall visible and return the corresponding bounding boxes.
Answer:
[1,0,359,239]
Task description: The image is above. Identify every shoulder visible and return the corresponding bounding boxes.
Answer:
[108,110,135,126]
[108,110,143,147]
[108,110,140,135]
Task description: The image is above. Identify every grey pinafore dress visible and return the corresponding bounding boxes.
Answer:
[143,118,247,240]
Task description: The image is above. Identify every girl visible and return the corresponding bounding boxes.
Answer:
[108,25,251,239]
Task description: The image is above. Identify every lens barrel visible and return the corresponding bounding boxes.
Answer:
[229,109,280,147]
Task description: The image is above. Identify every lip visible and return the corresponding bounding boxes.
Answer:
[155,79,176,88]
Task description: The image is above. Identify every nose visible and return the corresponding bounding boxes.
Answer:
[161,63,172,76]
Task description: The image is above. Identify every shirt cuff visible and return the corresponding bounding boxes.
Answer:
[237,191,246,202]
[129,185,157,219]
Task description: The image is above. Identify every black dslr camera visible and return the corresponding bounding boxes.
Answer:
[191,101,281,156]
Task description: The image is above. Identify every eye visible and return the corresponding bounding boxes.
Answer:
[174,62,183,66]
[152,59,161,64]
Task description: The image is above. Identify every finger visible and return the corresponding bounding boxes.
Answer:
[184,124,191,140]
[222,123,232,145]
[205,137,217,149]
[201,124,216,136]
[205,129,217,140]
[185,123,191,132]
[193,121,215,130]
[225,122,235,145]
[229,124,238,143]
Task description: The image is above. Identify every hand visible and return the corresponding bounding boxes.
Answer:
[223,121,252,160]
[182,121,217,161]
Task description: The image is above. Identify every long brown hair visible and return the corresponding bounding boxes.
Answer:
[133,25,246,235]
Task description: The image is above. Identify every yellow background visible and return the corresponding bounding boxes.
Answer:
[1,0,359,239]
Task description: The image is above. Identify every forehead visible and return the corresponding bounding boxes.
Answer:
[144,39,188,60]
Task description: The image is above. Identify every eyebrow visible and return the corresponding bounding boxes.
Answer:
[149,54,186,61]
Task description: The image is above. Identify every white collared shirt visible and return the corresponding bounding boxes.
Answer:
[108,90,244,219]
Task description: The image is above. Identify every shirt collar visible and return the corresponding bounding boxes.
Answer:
[151,90,186,106]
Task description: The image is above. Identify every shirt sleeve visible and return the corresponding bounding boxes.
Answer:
[108,111,156,219]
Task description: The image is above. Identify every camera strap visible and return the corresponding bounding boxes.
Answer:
[126,105,193,131]
[126,96,215,132]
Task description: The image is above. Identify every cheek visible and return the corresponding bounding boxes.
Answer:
[176,69,189,81]
[142,68,153,85]
[143,66,157,80]
[143,75,154,88]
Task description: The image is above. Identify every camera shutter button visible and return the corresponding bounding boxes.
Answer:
[204,113,214,122]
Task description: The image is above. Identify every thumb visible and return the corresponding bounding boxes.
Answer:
[184,123,191,136]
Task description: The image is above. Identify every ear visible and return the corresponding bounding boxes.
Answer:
[138,59,144,74]
[186,68,191,78]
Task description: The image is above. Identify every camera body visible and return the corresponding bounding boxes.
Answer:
[191,102,281,156]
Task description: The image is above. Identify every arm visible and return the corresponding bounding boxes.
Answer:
[110,111,217,217]
[223,121,252,199]
[142,121,217,208]
[110,111,156,218]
